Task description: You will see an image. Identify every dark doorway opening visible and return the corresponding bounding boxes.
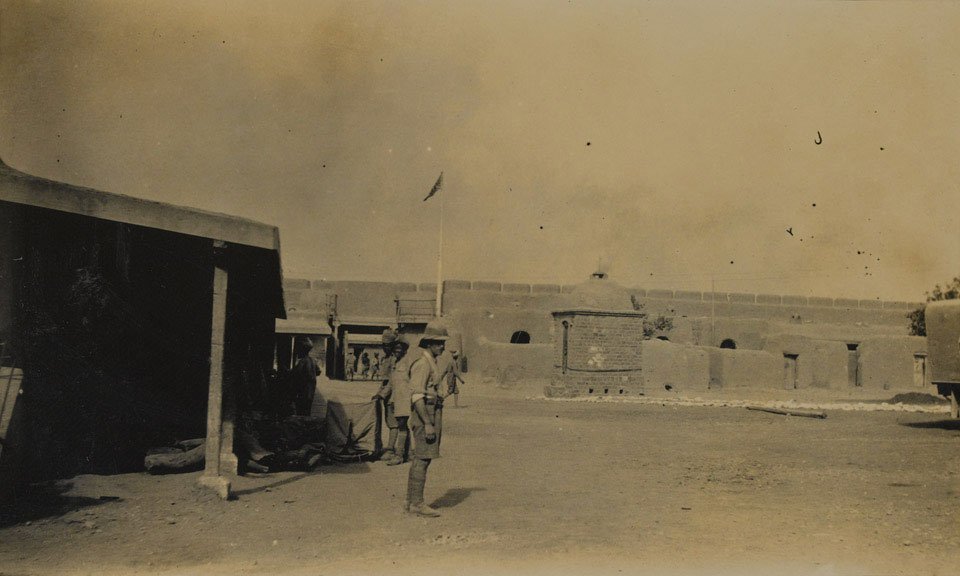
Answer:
[720,339,737,349]
[561,322,569,374]
[847,343,861,387]
[510,330,531,344]
[783,353,799,389]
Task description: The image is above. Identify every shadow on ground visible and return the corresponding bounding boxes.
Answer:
[318,461,373,475]
[233,462,371,497]
[233,472,312,497]
[0,481,111,528]
[430,487,485,509]
[901,419,960,431]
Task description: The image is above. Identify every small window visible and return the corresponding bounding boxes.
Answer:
[720,339,737,349]
[510,330,531,344]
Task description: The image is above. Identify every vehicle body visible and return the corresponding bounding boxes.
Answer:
[925,299,960,417]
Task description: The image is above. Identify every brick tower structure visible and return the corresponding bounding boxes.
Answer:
[545,272,646,397]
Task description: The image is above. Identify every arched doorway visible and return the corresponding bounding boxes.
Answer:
[720,338,737,349]
[510,330,531,344]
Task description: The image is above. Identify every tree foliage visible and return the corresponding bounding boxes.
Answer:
[643,314,675,339]
[908,276,960,336]
[630,296,675,339]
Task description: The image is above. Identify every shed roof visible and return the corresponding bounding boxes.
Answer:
[0,158,279,251]
[345,333,386,345]
[276,316,333,335]
[338,316,397,329]
[0,157,286,317]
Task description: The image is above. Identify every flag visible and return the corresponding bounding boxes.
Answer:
[423,172,443,202]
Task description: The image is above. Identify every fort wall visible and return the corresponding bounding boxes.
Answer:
[282,277,928,395]
[859,336,929,390]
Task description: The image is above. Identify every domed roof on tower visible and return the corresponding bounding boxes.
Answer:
[566,271,635,311]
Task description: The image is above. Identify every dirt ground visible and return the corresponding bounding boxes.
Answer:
[2,378,959,576]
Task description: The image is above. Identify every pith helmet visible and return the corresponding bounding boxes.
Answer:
[420,322,449,343]
[382,329,399,345]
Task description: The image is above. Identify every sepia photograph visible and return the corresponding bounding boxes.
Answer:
[0,1,959,574]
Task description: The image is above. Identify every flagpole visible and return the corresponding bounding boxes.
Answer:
[435,177,444,317]
[710,274,716,347]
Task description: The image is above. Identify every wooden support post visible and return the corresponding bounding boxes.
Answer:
[220,367,239,476]
[199,244,232,499]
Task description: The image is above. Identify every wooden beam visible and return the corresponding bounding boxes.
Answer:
[199,250,232,499]
[746,406,827,419]
[0,158,280,251]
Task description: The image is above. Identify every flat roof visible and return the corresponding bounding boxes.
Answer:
[0,158,280,251]
[551,309,647,317]
[276,316,333,335]
[337,316,397,328]
[344,333,386,345]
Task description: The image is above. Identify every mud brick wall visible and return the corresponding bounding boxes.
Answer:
[546,310,646,397]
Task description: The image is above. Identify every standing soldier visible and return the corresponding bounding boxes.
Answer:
[290,337,320,416]
[404,322,448,517]
[370,351,381,380]
[436,348,466,408]
[360,350,371,379]
[372,329,410,465]
[345,348,355,381]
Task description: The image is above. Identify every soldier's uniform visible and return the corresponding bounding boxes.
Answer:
[408,349,443,460]
[373,329,410,465]
[404,323,448,517]
[436,348,464,406]
[345,351,355,380]
[290,337,319,417]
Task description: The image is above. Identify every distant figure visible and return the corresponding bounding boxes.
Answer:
[290,337,320,416]
[370,351,381,380]
[437,349,463,407]
[345,349,356,381]
[449,351,465,407]
[361,351,371,380]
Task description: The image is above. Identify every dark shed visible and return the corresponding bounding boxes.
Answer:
[0,158,285,500]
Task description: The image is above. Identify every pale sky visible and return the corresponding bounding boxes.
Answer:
[2,1,958,302]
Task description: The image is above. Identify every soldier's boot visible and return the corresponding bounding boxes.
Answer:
[405,459,439,517]
[409,503,441,517]
[385,452,403,466]
[381,427,399,462]
[403,462,418,512]
[392,428,410,464]
[386,427,399,453]
[383,427,403,464]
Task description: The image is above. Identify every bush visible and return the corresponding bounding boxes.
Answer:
[908,276,960,336]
